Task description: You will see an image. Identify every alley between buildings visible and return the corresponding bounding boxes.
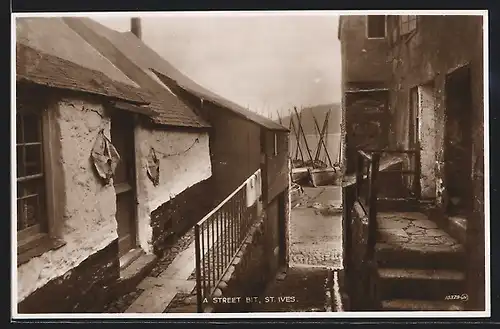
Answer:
[249,185,344,312]
[103,185,344,313]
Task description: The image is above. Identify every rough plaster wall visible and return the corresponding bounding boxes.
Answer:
[340,15,391,84]
[135,126,211,253]
[17,97,118,302]
[387,16,482,205]
[418,85,437,198]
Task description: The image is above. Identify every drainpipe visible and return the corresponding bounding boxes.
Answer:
[131,17,142,39]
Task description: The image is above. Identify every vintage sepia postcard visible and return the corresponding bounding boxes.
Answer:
[11,10,490,320]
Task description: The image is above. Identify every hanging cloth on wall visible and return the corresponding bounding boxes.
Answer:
[91,129,121,185]
[255,169,262,198]
[246,174,258,207]
[147,147,160,186]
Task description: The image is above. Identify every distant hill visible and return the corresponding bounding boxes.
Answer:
[278,103,341,135]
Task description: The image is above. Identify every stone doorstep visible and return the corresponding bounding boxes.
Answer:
[119,250,158,281]
[119,248,143,271]
[375,242,465,270]
[378,267,465,281]
[112,250,158,300]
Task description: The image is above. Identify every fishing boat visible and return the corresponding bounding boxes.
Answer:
[308,167,338,187]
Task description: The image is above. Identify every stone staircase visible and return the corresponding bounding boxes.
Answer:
[375,212,467,311]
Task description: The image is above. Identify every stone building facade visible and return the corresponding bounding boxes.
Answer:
[339,14,485,310]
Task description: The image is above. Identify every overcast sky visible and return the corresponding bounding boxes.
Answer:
[93,13,341,117]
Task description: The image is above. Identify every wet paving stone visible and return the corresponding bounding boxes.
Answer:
[377,212,461,252]
[289,187,343,269]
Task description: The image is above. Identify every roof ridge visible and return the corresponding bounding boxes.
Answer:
[16,42,152,105]
[64,17,210,129]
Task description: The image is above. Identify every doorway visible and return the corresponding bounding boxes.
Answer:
[110,111,138,258]
[345,90,389,174]
[444,65,473,217]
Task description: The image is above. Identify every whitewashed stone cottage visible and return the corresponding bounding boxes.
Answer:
[15,17,213,313]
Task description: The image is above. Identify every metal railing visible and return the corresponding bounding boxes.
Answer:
[194,169,260,312]
[362,148,421,201]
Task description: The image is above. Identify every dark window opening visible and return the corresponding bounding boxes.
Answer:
[367,15,386,38]
[16,111,47,235]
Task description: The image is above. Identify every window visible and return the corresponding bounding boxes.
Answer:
[16,97,65,265]
[17,110,47,237]
[389,15,418,45]
[399,15,417,36]
[366,15,386,39]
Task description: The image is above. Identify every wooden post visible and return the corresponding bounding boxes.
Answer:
[367,152,380,259]
[312,113,324,162]
[312,111,334,167]
[290,115,305,162]
[294,107,314,165]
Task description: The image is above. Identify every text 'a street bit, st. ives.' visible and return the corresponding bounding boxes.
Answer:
[203,296,297,304]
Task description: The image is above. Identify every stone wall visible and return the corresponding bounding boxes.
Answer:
[134,124,212,254]
[150,178,213,256]
[387,15,483,204]
[17,95,119,312]
[18,240,120,313]
[339,15,391,85]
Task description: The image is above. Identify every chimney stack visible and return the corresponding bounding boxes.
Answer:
[131,17,142,39]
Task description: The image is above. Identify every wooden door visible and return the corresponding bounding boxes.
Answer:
[345,90,389,174]
[111,112,137,257]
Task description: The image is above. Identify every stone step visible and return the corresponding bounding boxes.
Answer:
[448,216,467,246]
[378,268,465,301]
[377,198,421,213]
[116,251,158,297]
[375,242,465,270]
[381,299,465,311]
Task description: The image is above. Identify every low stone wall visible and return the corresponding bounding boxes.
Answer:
[203,217,272,313]
[151,178,213,256]
[18,239,120,313]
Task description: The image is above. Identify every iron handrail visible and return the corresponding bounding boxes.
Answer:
[194,169,261,312]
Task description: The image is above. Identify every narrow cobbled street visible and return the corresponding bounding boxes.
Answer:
[250,185,345,312]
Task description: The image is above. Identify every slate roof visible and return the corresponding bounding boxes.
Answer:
[67,18,288,132]
[62,17,210,129]
[15,17,209,129]
[16,42,152,105]
[16,17,140,88]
